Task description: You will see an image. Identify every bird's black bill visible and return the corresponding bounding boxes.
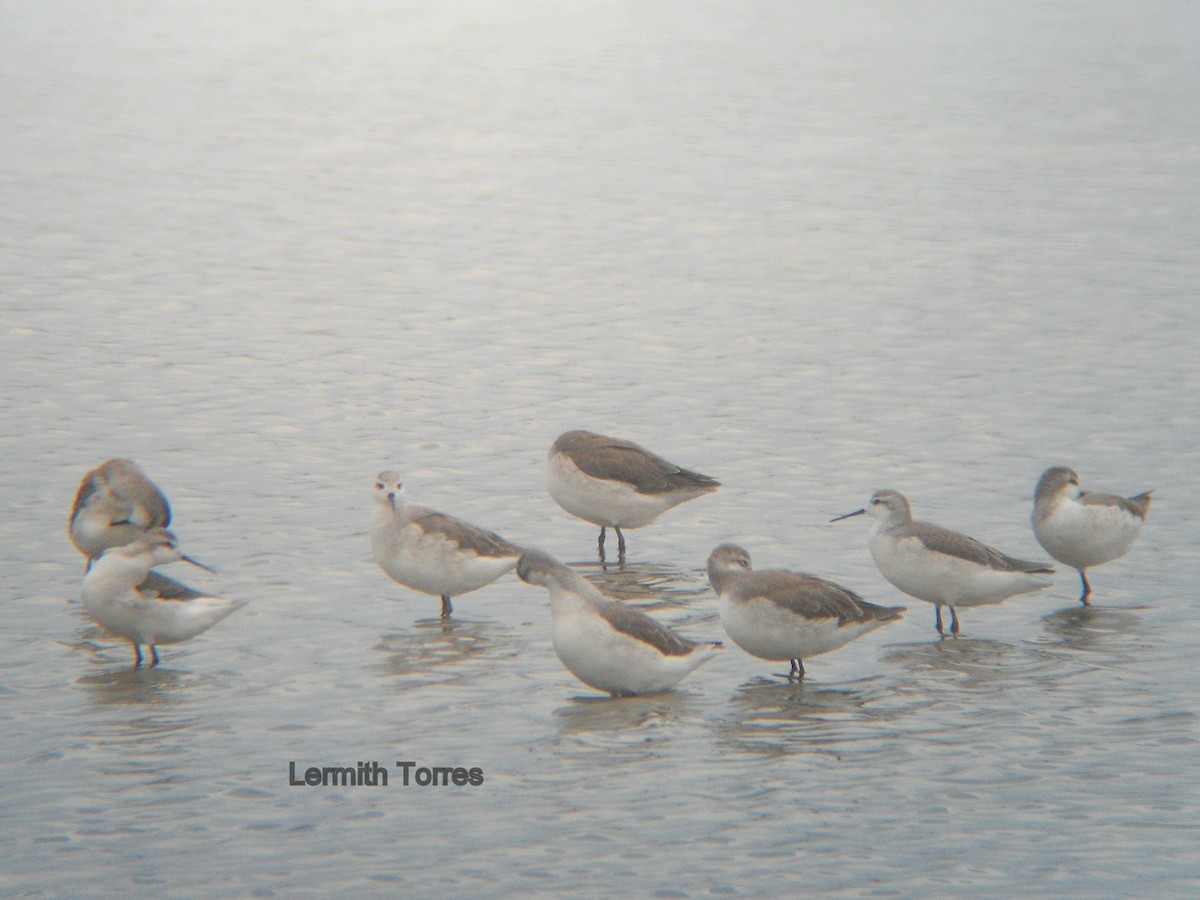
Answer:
[182,554,217,573]
[830,508,865,523]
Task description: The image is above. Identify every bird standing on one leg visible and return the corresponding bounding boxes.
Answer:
[371,471,522,618]
[1032,466,1152,605]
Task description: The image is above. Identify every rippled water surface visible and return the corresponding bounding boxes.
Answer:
[3,2,1198,895]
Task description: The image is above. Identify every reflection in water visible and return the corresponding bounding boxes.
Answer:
[75,664,204,772]
[552,691,700,764]
[732,677,878,719]
[574,559,705,604]
[76,664,190,707]
[72,621,215,707]
[1038,605,1142,655]
[373,616,525,687]
[569,559,721,636]
[879,637,1060,689]
[714,676,895,759]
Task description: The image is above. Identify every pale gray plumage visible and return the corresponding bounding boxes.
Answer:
[834,489,1054,636]
[69,459,173,567]
[707,543,903,678]
[80,528,242,667]
[518,550,698,656]
[371,471,523,618]
[552,431,721,496]
[1033,466,1153,604]
[517,548,723,696]
[547,430,720,562]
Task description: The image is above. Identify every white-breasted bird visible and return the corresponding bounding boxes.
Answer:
[80,528,243,667]
[371,471,522,618]
[517,548,723,697]
[833,489,1054,635]
[546,430,720,562]
[1032,466,1153,605]
[706,543,904,679]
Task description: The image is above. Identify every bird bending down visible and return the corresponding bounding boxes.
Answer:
[706,543,904,679]
[546,430,720,563]
[80,528,243,667]
[69,459,173,569]
[371,471,522,618]
[517,548,723,697]
[833,489,1054,636]
[1032,466,1152,605]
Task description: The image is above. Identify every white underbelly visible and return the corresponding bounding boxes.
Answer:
[373,524,515,597]
[870,534,1048,607]
[546,453,674,528]
[1035,502,1142,569]
[84,591,241,645]
[719,595,878,660]
[551,604,704,696]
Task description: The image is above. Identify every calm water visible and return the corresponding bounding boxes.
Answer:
[3,1,1198,895]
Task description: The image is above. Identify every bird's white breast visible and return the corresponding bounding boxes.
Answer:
[718,594,878,661]
[373,518,515,597]
[549,592,709,695]
[869,529,1047,607]
[546,452,669,529]
[1035,496,1143,568]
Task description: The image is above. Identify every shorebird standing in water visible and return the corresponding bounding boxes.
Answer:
[546,430,720,563]
[706,543,904,679]
[1032,466,1153,605]
[80,528,242,667]
[371,471,523,618]
[833,489,1054,636]
[69,459,173,569]
[517,548,723,697]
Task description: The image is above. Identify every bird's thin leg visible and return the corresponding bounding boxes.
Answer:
[790,659,805,679]
[150,645,160,666]
[1078,570,1092,606]
[597,527,607,563]
[615,526,626,563]
[935,605,945,636]
[440,595,453,618]
[949,606,960,635]
[134,644,144,667]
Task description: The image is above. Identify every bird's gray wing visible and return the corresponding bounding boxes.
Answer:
[413,511,521,558]
[596,599,698,657]
[69,468,106,524]
[565,435,718,495]
[1081,489,1153,520]
[904,522,1054,574]
[739,570,884,625]
[104,460,171,527]
[137,570,204,602]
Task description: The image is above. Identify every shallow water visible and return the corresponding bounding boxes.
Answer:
[3,1,1199,895]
